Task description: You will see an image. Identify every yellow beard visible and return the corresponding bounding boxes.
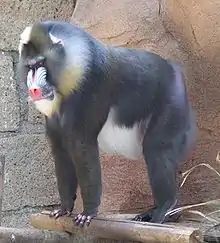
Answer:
[58,67,83,96]
[32,92,62,117]
[31,67,83,117]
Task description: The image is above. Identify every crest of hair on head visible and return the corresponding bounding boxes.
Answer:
[20,23,53,53]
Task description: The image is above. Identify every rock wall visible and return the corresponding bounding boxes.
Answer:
[71,0,190,214]
[72,0,220,214]
[160,0,220,203]
[0,0,75,228]
[0,0,219,241]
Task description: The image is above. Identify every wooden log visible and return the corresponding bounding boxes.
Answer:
[30,211,202,243]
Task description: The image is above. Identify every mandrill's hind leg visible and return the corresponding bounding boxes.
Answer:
[46,116,78,218]
[133,110,195,223]
[137,136,179,224]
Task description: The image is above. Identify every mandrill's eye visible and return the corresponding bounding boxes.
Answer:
[26,56,46,70]
[27,64,33,70]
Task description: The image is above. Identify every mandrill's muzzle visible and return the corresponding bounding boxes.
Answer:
[27,66,54,101]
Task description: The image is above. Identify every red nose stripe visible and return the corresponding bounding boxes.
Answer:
[29,88,42,100]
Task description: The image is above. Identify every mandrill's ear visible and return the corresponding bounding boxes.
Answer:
[19,23,54,57]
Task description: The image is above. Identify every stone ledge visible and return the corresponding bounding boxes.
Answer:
[0,226,70,243]
[1,206,54,228]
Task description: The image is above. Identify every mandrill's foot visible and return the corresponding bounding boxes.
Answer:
[132,207,181,223]
[74,212,97,227]
[133,207,155,222]
[49,207,73,219]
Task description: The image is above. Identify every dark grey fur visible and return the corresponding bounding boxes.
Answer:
[18,20,197,227]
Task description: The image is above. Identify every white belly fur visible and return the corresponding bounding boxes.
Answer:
[98,109,147,160]
[33,99,146,160]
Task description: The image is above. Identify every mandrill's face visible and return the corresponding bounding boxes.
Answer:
[26,56,61,117]
[18,24,82,117]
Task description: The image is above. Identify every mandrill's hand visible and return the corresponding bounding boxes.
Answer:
[74,211,97,227]
[49,206,73,219]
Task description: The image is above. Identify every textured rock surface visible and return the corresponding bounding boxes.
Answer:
[160,0,220,204]
[0,227,70,243]
[161,0,220,58]
[72,0,220,215]
[0,135,59,211]
[0,0,76,50]
[71,0,185,214]
[161,0,220,134]
[0,53,20,132]
[72,0,188,62]
[72,0,171,215]
[28,102,45,125]
[1,207,51,228]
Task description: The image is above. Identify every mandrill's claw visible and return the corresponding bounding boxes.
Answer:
[133,215,143,221]
[133,213,152,222]
[132,208,182,223]
[49,208,72,219]
[132,208,154,222]
[74,213,95,227]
